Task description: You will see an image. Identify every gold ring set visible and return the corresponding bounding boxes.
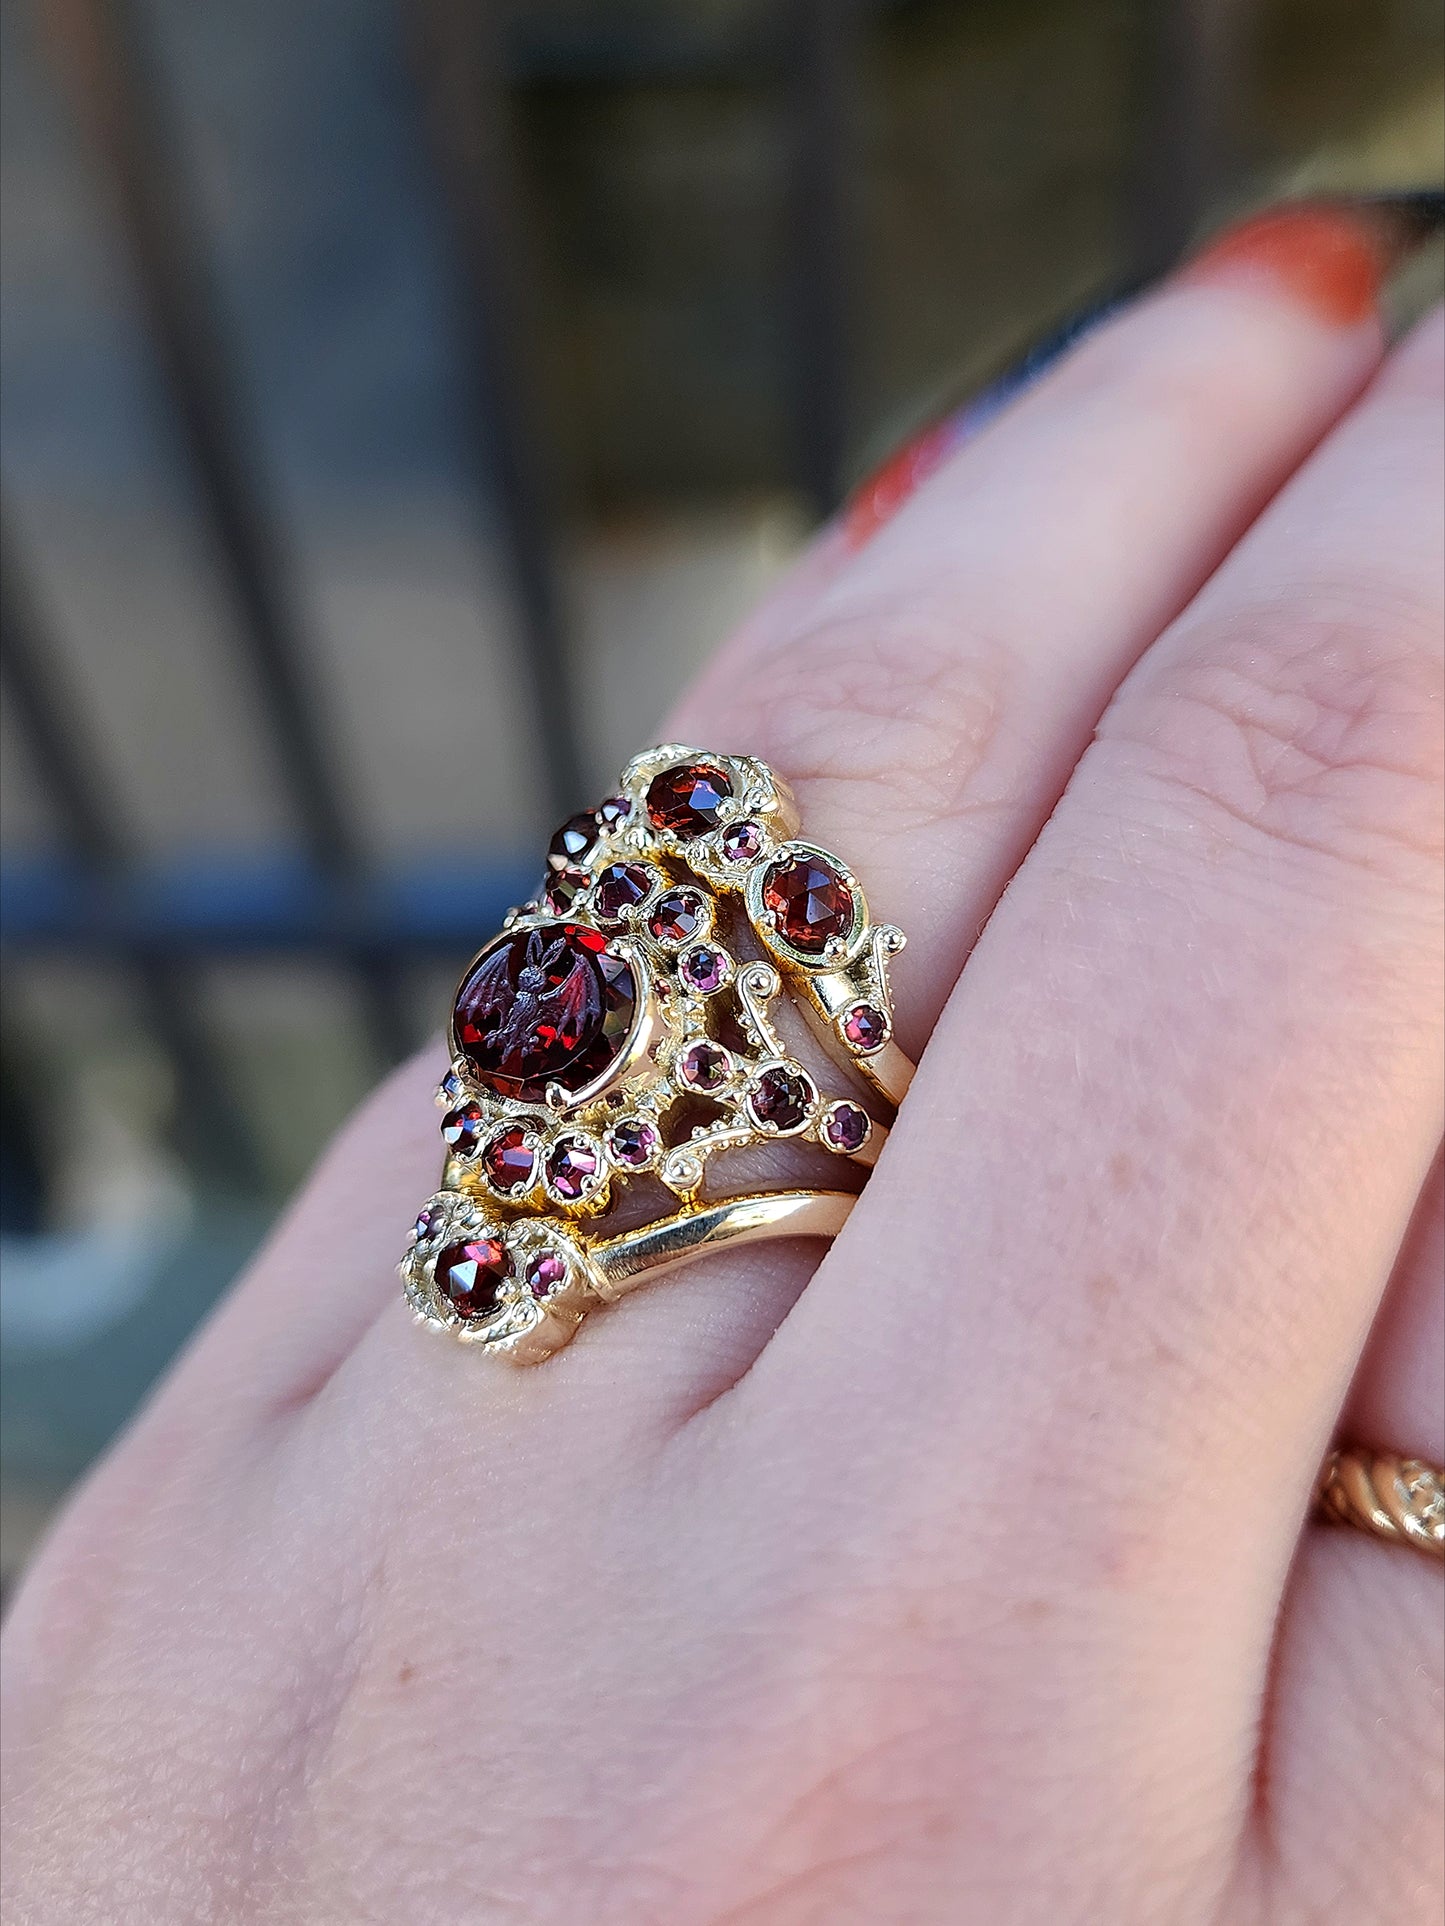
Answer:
[400,745,1442,1562]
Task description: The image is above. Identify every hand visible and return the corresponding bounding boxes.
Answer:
[5,204,1441,1926]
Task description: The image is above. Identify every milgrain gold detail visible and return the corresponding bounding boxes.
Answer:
[402,747,914,1361]
[1315,1448,1445,1558]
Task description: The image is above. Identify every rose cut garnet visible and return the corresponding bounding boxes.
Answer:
[547,812,599,871]
[645,762,734,839]
[761,852,855,954]
[679,945,727,994]
[452,922,637,1103]
[821,1099,871,1154]
[720,819,764,863]
[679,1040,731,1092]
[592,861,654,925]
[481,1125,536,1194]
[647,889,705,944]
[543,866,589,914]
[596,794,632,830]
[547,1135,601,1201]
[434,1237,511,1320]
[607,1117,659,1168]
[842,1002,888,1053]
[440,1100,485,1155]
[525,1251,568,1298]
[747,1064,815,1133]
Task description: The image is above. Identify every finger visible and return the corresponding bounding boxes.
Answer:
[737,311,1443,1869]
[1341,1152,1444,1464]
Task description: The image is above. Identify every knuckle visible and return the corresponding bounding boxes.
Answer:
[1103,593,1445,877]
[726,603,1016,836]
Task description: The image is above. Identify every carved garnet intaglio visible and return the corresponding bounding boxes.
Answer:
[401,746,909,1362]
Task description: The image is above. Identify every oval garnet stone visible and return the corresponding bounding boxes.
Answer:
[592,861,654,924]
[453,922,637,1103]
[645,762,734,839]
[434,1237,511,1320]
[761,853,855,954]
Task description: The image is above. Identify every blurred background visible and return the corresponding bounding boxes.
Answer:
[2,0,1442,1589]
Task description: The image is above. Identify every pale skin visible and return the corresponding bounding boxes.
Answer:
[2,259,1442,1925]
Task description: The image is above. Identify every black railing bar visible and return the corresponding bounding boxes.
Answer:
[41,0,413,1065]
[786,0,862,520]
[406,0,584,818]
[1,513,267,1189]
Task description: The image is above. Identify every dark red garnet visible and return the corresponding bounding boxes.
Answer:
[434,1238,511,1320]
[452,922,637,1103]
[543,866,589,914]
[747,1064,815,1133]
[547,812,599,872]
[647,889,705,944]
[592,862,653,925]
[761,853,855,954]
[440,1100,485,1155]
[481,1125,536,1194]
[645,762,734,839]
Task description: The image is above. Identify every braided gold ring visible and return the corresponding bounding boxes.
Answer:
[1315,1447,1445,1559]
[401,747,913,1362]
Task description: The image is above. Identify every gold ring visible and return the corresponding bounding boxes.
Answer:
[401,746,913,1361]
[1316,1447,1445,1559]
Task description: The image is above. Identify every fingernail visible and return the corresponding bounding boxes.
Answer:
[842,415,966,549]
[1179,196,1442,328]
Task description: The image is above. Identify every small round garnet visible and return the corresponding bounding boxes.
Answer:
[645,761,734,839]
[679,945,727,994]
[441,1100,485,1155]
[596,794,631,830]
[525,1251,568,1298]
[543,866,589,914]
[481,1125,536,1194]
[679,1040,732,1092]
[607,1116,659,1168]
[841,1003,888,1053]
[547,1135,602,1201]
[412,1207,438,1243]
[453,922,637,1103]
[821,1099,871,1154]
[720,819,764,863]
[647,889,705,945]
[439,1069,465,1103]
[746,1063,816,1133]
[434,1237,511,1320]
[547,812,599,872]
[592,861,654,925]
[761,852,855,955]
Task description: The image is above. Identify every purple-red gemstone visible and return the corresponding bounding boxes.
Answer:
[645,762,734,839]
[747,1064,815,1133]
[679,945,727,994]
[607,1117,659,1168]
[761,853,855,954]
[842,1003,888,1053]
[821,1100,871,1154]
[525,1251,568,1298]
[544,866,589,914]
[679,1040,731,1092]
[481,1125,536,1194]
[597,794,632,830]
[720,819,764,863]
[441,1100,485,1155]
[592,861,654,925]
[439,1069,465,1102]
[453,922,636,1103]
[434,1237,511,1320]
[547,1135,601,1201]
[647,889,705,945]
[412,1207,438,1243]
[547,812,599,872]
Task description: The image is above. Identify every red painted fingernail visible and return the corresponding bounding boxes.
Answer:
[1178,201,1402,328]
[843,415,965,549]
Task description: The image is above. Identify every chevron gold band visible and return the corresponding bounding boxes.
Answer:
[1316,1447,1445,1559]
[401,747,913,1362]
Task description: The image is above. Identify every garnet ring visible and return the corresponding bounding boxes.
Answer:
[400,746,914,1361]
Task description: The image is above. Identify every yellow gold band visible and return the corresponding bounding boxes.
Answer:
[1316,1447,1445,1559]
